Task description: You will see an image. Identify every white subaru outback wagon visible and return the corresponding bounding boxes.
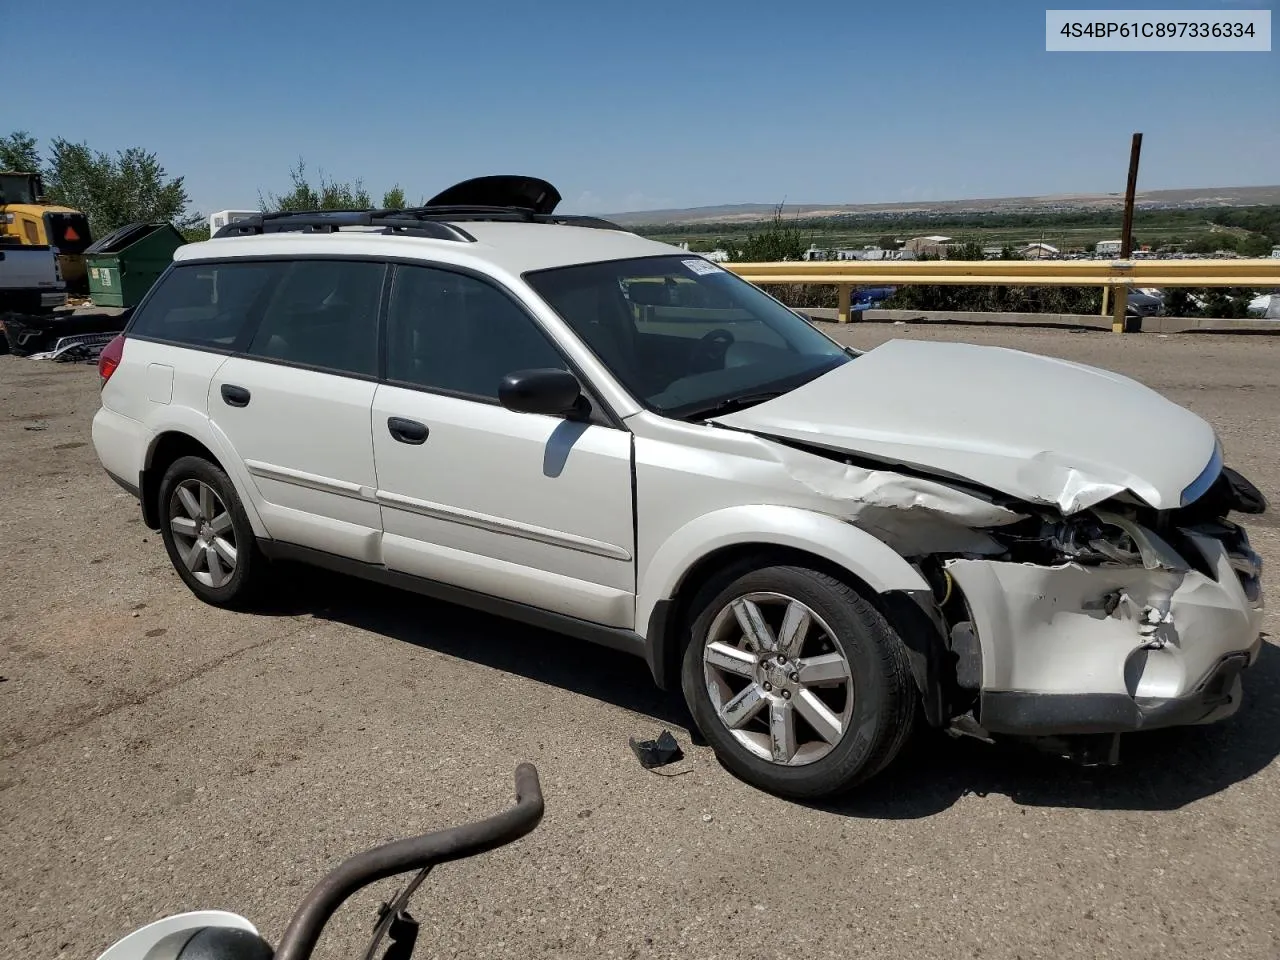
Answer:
[91,176,1266,798]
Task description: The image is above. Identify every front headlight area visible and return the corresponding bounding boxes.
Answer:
[977,508,1171,571]
[1047,513,1145,566]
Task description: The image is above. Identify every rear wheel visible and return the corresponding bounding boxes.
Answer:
[158,456,265,608]
[681,564,917,799]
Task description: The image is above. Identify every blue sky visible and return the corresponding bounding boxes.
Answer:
[6,0,1276,215]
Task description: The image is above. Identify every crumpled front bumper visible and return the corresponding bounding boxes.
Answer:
[946,529,1264,736]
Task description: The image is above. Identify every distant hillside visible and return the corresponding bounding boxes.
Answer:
[608,185,1280,227]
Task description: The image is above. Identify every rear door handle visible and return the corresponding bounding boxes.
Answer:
[221,384,251,407]
[387,417,429,445]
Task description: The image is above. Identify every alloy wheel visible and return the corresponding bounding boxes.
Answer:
[168,479,238,589]
[702,592,855,766]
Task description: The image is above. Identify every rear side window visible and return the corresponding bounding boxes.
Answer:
[245,260,385,377]
[130,261,280,349]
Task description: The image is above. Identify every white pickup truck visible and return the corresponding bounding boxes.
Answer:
[0,242,68,314]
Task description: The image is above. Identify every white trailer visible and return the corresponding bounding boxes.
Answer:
[208,210,258,237]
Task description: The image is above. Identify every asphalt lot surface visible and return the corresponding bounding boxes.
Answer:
[3,323,1279,960]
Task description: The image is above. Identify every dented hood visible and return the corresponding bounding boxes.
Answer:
[713,339,1219,514]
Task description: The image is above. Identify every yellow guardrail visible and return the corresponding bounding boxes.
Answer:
[723,258,1280,325]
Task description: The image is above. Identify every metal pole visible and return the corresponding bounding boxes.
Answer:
[837,283,851,323]
[1112,132,1143,333]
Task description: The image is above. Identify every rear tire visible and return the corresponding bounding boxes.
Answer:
[158,455,265,609]
[681,563,917,800]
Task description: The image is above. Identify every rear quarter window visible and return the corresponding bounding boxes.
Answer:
[129,261,281,349]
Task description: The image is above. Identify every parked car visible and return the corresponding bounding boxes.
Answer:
[1247,293,1279,319]
[91,176,1267,799]
[1126,291,1163,318]
[0,239,67,314]
[852,285,896,312]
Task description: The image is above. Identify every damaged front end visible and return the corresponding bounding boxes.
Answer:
[767,435,1267,766]
[937,464,1266,762]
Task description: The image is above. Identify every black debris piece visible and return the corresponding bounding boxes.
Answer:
[630,729,684,769]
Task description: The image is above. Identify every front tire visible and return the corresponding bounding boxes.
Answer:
[158,455,265,608]
[681,564,917,800]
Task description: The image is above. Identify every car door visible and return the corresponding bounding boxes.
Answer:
[370,263,635,627]
[207,257,387,562]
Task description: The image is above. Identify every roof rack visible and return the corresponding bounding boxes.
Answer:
[401,205,627,231]
[211,210,477,241]
[210,175,629,241]
[212,206,627,241]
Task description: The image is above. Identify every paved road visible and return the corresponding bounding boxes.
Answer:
[2,324,1278,960]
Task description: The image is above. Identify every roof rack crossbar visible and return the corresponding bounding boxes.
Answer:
[381,206,626,231]
[211,206,627,240]
[213,211,474,242]
[542,214,626,230]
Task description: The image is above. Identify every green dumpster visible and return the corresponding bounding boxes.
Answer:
[84,221,185,308]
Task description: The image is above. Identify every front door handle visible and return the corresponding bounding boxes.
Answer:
[221,384,251,407]
[387,416,429,445]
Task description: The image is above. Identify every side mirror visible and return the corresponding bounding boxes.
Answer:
[498,368,588,419]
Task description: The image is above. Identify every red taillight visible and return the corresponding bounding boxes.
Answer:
[98,334,125,383]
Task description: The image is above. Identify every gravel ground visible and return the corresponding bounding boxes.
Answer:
[2,323,1278,960]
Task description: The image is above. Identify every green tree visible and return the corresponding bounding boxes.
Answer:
[948,240,985,261]
[1200,289,1249,318]
[1163,289,1199,316]
[729,203,810,262]
[1238,232,1274,257]
[3,131,196,231]
[380,185,407,209]
[0,130,40,172]
[876,235,900,250]
[44,138,197,232]
[261,158,372,212]
[1184,233,1238,254]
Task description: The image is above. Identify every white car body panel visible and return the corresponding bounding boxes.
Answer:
[207,359,382,560]
[381,533,633,625]
[948,536,1263,698]
[371,385,635,626]
[174,222,678,276]
[713,338,1218,514]
[96,339,273,536]
[627,410,941,636]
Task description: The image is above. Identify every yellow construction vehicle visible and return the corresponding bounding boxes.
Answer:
[0,170,92,293]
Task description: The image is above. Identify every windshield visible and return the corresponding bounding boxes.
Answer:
[523,255,850,419]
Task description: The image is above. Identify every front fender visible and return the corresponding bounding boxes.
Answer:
[637,504,929,638]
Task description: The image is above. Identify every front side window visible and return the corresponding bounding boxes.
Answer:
[129,261,281,349]
[245,260,384,376]
[386,264,567,400]
[524,255,850,418]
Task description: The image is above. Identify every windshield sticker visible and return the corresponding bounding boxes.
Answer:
[682,258,722,276]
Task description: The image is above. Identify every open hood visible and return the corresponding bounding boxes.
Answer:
[713,339,1219,515]
[425,175,561,214]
